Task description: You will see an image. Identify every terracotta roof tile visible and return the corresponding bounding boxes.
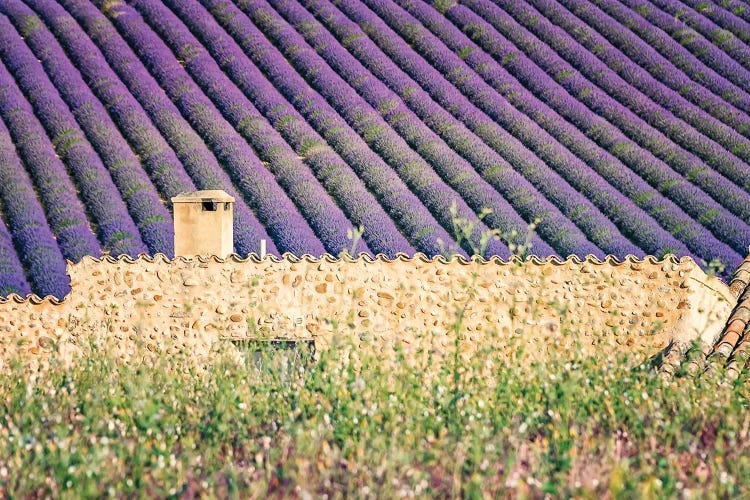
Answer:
[657,254,750,380]
[724,320,745,340]
[728,256,750,297]
[729,306,750,324]
[682,254,750,381]
[715,336,739,359]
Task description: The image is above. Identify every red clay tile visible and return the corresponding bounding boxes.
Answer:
[719,330,741,350]
[724,319,746,338]
[715,342,735,359]
[730,282,747,298]
[729,306,750,325]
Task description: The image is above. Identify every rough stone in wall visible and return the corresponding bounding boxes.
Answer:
[0,253,734,370]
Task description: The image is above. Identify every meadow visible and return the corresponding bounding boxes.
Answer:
[1,328,748,498]
[2,0,750,494]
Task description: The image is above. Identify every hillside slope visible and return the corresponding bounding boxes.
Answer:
[0,0,749,297]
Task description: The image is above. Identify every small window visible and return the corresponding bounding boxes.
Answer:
[202,201,217,211]
[224,202,230,211]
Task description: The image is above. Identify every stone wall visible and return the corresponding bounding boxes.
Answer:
[0,253,735,369]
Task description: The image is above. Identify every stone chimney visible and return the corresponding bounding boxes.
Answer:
[171,190,234,257]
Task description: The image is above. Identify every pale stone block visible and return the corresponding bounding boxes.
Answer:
[172,190,234,258]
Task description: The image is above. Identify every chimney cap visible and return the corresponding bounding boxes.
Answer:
[171,190,235,204]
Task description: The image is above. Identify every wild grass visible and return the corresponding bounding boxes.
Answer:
[1,217,746,497]
[0,328,748,498]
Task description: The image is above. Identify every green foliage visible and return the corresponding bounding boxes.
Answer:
[1,336,747,497]
[712,28,735,46]
[19,15,42,36]
[457,46,474,61]
[701,257,726,278]
[431,0,456,15]
[438,201,539,259]
[0,209,746,496]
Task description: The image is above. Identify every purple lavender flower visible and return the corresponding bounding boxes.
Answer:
[334,0,697,258]
[270,0,561,256]
[538,0,750,162]
[0,59,101,265]
[2,0,174,255]
[125,0,370,257]
[648,0,750,71]
[203,0,468,257]
[60,0,278,257]
[506,3,750,199]
[550,0,750,134]
[680,0,750,45]
[595,0,750,116]
[0,0,743,273]
[617,0,750,93]
[0,214,31,297]
[706,0,750,28]
[163,0,414,257]
[0,13,146,257]
[249,0,515,257]
[23,0,197,208]
[465,0,750,199]
[442,0,747,264]
[93,0,326,256]
[0,98,71,298]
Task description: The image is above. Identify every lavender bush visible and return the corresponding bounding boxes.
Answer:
[0,60,100,265]
[443,1,746,265]
[94,0,325,256]
[341,0,745,263]
[240,0,509,258]
[272,0,564,256]
[395,0,745,265]
[60,0,278,257]
[538,0,750,163]
[648,0,750,70]
[0,214,31,297]
[0,14,146,257]
[204,0,465,257]
[524,0,750,194]
[594,0,750,115]
[550,0,750,135]
[23,0,197,208]
[0,110,70,298]
[679,0,750,45]
[1,1,173,255]
[129,0,370,257]
[158,0,415,257]
[709,0,750,22]
[464,0,750,205]
[617,0,750,93]
[333,0,703,258]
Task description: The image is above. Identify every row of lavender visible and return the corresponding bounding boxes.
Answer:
[138,0,750,267]
[194,0,750,261]
[157,0,750,268]
[0,0,437,297]
[311,0,735,258]
[98,2,704,262]
[0,0,749,297]
[0,0,270,297]
[443,0,750,243]
[378,0,740,260]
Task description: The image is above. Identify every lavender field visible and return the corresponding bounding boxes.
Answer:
[0,0,749,297]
